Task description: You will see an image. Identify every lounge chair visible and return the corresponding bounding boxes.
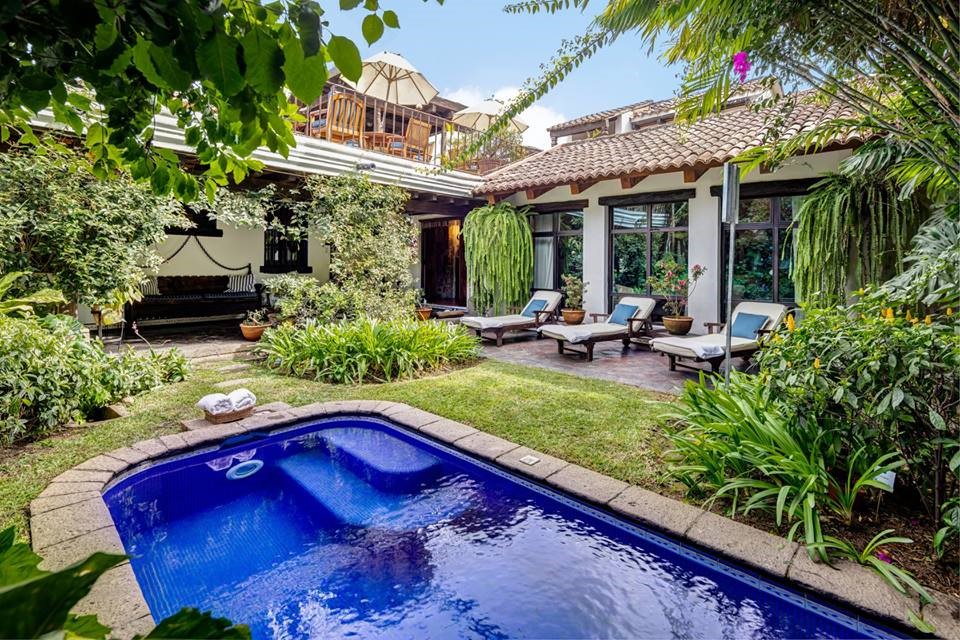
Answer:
[461,290,562,346]
[650,302,788,372]
[539,297,656,362]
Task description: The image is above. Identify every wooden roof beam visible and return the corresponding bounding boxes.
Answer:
[620,174,647,190]
[525,186,552,200]
[683,167,706,183]
[570,178,600,195]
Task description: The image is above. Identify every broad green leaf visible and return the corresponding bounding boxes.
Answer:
[139,607,250,639]
[339,0,363,9]
[149,44,192,91]
[197,30,244,97]
[383,10,400,28]
[132,39,169,90]
[281,38,327,103]
[0,552,125,639]
[295,5,322,57]
[64,613,111,639]
[327,35,362,82]
[361,15,384,45]
[241,30,283,95]
[94,20,117,51]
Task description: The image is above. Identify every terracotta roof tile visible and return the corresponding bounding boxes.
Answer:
[475,97,862,195]
[547,101,654,132]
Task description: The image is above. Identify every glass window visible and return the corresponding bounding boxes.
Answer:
[608,199,689,307]
[529,209,583,290]
[721,194,803,305]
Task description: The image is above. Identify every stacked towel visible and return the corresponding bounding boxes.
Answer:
[196,393,233,415]
[228,388,257,411]
[690,343,726,358]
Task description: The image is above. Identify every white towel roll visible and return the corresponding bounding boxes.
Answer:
[196,393,233,415]
[227,388,257,411]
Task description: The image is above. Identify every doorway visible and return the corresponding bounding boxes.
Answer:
[420,218,467,307]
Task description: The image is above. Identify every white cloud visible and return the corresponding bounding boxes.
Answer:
[444,84,566,150]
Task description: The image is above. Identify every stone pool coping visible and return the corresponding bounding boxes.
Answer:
[30,400,959,638]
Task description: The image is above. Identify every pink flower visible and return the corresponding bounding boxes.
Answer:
[733,51,751,83]
[874,549,893,564]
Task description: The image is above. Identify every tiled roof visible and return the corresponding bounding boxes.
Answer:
[475,96,863,195]
[547,101,654,132]
[629,78,775,123]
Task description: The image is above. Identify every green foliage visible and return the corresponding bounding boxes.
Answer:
[646,256,706,316]
[0,272,64,316]
[0,1,436,200]
[560,274,584,309]
[0,314,189,444]
[793,173,927,304]
[462,202,533,315]
[241,309,271,327]
[0,526,249,639]
[756,295,960,519]
[880,211,960,308]
[257,317,480,384]
[0,149,184,306]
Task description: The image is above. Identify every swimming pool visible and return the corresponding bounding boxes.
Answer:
[104,416,898,639]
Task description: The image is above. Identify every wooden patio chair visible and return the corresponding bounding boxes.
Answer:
[386,117,432,161]
[539,297,656,362]
[461,290,562,346]
[314,93,364,147]
[650,301,788,372]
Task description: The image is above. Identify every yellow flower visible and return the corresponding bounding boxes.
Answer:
[924,315,932,325]
[813,357,821,369]
[948,308,954,317]
[884,307,894,321]
[941,15,950,29]
[910,317,919,324]
[855,288,865,296]
[905,310,913,322]
[786,314,796,331]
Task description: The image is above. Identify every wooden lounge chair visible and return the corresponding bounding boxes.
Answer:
[386,118,432,161]
[461,290,562,346]
[650,301,788,372]
[539,297,656,362]
[314,93,365,147]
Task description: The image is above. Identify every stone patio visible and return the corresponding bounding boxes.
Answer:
[481,332,701,394]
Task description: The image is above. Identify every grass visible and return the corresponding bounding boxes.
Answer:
[0,359,675,540]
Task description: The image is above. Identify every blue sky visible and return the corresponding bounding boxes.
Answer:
[332,1,682,148]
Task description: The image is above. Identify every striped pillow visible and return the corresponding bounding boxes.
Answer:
[225,273,256,293]
[140,276,159,296]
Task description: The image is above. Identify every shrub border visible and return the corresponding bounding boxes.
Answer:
[30,401,959,638]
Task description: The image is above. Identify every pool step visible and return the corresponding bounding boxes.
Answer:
[318,427,442,492]
[276,450,469,530]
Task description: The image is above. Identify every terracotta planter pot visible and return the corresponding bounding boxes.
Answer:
[662,315,694,336]
[416,307,433,321]
[561,309,586,325]
[240,323,270,341]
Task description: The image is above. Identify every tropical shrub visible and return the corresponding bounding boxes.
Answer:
[0,271,64,316]
[267,274,413,324]
[257,317,480,384]
[0,526,249,639]
[462,202,533,315]
[560,274,584,310]
[0,149,185,307]
[0,314,188,444]
[756,295,960,520]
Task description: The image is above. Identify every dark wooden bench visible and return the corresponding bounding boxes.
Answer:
[125,275,263,324]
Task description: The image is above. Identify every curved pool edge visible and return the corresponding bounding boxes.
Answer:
[29,399,957,639]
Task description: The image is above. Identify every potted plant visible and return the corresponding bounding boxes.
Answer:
[648,257,706,335]
[414,289,432,321]
[560,274,587,325]
[240,308,272,341]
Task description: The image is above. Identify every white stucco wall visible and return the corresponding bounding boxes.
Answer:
[506,149,851,332]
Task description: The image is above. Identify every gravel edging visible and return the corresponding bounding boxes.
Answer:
[31,400,959,638]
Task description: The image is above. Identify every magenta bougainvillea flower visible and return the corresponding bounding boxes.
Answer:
[875,549,893,564]
[733,51,751,83]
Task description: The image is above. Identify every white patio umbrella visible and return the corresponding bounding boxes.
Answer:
[342,51,438,107]
[452,100,528,134]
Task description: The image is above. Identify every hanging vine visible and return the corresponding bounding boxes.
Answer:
[462,202,533,315]
[793,173,927,304]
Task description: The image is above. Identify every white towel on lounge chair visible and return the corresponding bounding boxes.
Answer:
[460,314,531,330]
[689,342,725,358]
[227,388,257,411]
[196,393,233,415]
[539,323,627,344]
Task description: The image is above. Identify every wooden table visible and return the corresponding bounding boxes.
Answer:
[363,132,402,152]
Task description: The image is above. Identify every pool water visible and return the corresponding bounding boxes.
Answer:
[104,417,897,639]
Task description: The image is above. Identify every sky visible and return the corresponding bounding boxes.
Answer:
[331,1,682,149]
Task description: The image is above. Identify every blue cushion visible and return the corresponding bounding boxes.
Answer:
[730,312,769,339]
[520,299,547,318]
[608,303,638,326]
[389,141,405,149]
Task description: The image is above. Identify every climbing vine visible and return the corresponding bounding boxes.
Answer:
[462,202,533,315]
[793,173,927,304]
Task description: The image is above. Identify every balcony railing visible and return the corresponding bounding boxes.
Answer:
[291,83,520,175]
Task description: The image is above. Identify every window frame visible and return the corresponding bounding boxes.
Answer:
[712,179,817,307]
[260,206,312,274]
[528,200,587,291]
[603,190,694,310]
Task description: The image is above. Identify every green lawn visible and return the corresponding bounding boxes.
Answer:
[0,359,675,539]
